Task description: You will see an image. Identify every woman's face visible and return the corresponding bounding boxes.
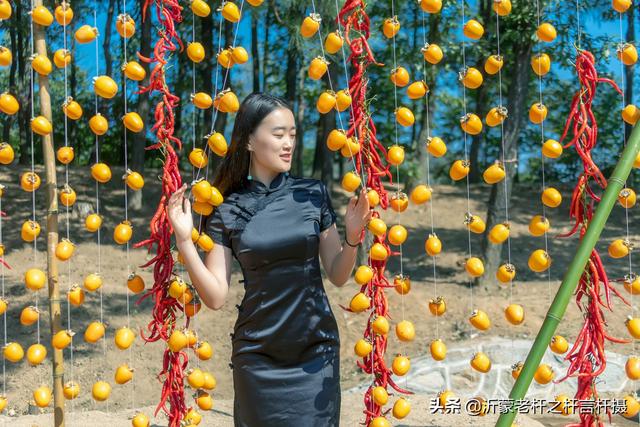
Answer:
[249,107,296,173]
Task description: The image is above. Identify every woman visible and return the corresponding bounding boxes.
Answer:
[167,92,372,426]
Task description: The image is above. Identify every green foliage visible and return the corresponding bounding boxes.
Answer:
[0,0,636,188]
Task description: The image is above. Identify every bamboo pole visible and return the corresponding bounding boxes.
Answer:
[495,122,640,427]
[32,1,64,425]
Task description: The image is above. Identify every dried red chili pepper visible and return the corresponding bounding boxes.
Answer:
[338,1,413,424]
[555,48,629,427]
[130,1,189,425]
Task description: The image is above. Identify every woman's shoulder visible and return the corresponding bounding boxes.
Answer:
[217,187,246,205]
[288,174,325,191]
[207,190,242,220]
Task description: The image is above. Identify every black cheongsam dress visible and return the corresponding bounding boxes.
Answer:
[205,171,341,427]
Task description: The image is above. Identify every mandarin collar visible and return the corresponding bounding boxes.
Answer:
[246,171,289,194]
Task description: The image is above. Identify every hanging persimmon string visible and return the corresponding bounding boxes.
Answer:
[336,1,412,425]
[614,0,640,416]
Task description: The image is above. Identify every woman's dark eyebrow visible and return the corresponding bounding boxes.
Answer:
[272,126,296,131]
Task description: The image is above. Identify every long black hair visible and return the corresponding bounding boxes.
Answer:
[211,92,292,198]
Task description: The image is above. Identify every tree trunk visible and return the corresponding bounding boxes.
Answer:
[313,105,335,181]
[210,20,234,151]
[251,7,261,93]
[200,10,214,133]
[103,0,116,78]
[69,32,78,143]
[262,1,272,91]
[414,13,441,184]
[478,41,533,287]
[284,39,300,174]
[70,35,77,99]
[129,0,153,211]
[284,43,297,105]
[313,64,337,182]
[468,0,491,183]
[3,9,18,142]
[295,67,306,177]
[469,83,488,183]
[16,1,31,165]
[174,44,188,138]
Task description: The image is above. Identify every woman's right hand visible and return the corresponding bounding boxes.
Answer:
[167,183,194,243]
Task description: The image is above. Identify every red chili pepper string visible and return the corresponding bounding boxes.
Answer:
[129,1,189,425]
[554,49,628,427]
[338,2,413,425]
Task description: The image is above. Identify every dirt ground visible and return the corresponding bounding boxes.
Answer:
[0,165,638,426]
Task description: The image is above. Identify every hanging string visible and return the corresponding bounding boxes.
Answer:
[28,0,41,348]
[310,0,360,181]
[61,1,76,417]
[326,1,378,417]
[93,7,102,330]
[121,0,136,411]
[617,0,636,368]
[333,0,362,171]
[460,0,474,318]
[387,0,409,391]
[535,0,554,308]
[191,0,246,190]
[191,8,196,183]
[91,2,107,413]
[191,6,223,223]
[1,196,5,402]
[185,0,207,377]
[576,0,581,49]
[495,0,514,355]
[330,1,375,364]
[420,0,439,343]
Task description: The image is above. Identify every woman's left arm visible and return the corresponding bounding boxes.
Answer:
[319,186,372,287]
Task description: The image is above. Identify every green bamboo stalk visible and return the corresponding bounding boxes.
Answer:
[495,122,640,427]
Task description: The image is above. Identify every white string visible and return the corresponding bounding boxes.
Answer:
[28,0,40,347]
[576,0,581,49]
[420,0,439,342]
[93,6,102,299]
[495,0,514,357]
[1,196,5,399]
[90,3,107,414]
[186,0,204,376]
[333,0,363,177]
[310,0,360,182]
[121,0,135,410]
[533,0,556,397]
[460,0,474,317]
[617,5,636,363]
[324,0,375,414]
[189,0,246,193]
[535,0,554,308]
[192,10,196,183]
[387,0,409,392]
[61,2,76,418]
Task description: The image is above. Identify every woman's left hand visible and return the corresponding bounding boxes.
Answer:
[344,186,372,243]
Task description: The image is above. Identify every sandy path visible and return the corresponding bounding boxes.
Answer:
[0,166,638,425]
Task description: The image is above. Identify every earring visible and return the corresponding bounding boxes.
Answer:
[247,151,253,180]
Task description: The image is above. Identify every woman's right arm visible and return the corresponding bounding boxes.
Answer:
[175,237,232,310]
[169,183,233,310]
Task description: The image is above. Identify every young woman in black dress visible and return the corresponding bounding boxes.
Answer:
[167,92,372,426]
